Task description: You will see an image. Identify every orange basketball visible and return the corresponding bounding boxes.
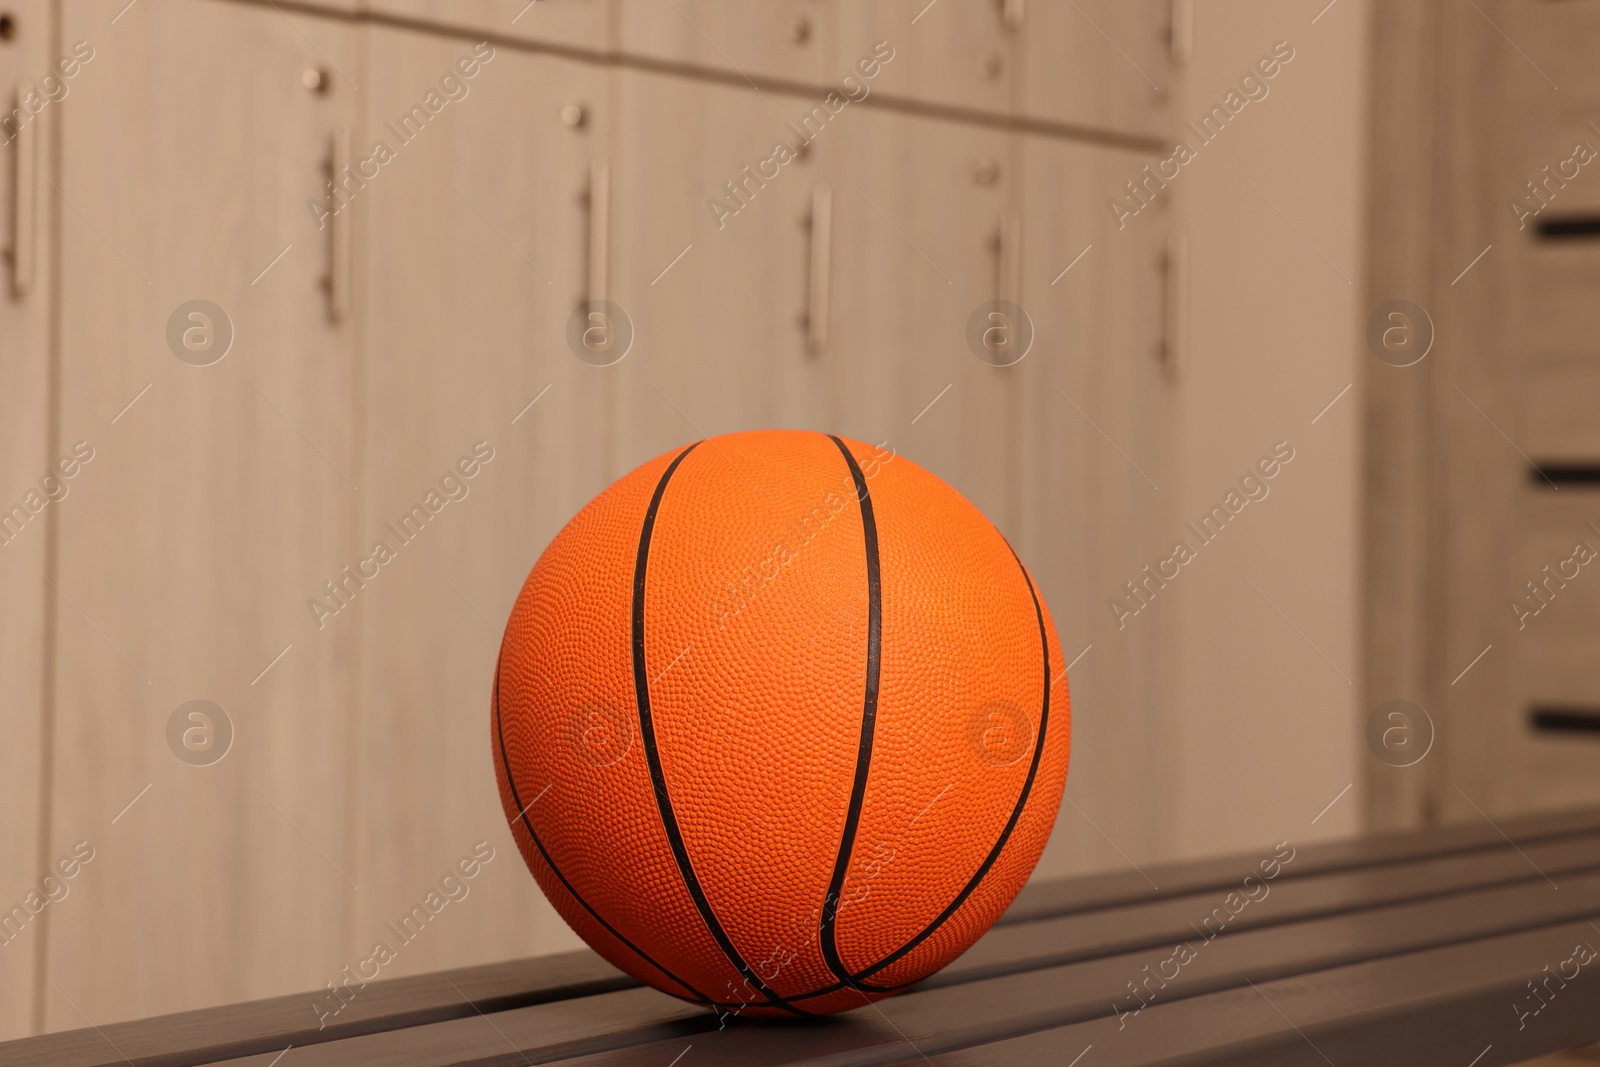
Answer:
[492,429,1070,1019]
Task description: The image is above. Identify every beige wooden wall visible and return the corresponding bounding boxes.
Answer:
[1435,0,1600,823]
[0,0,1378,1040]
[1156,0,1370,860]
[1364,0,1600,837]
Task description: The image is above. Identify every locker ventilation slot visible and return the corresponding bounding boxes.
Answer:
[1530,706,1600,736]
[1534,216,1600,241]
[1529,463,1600,487]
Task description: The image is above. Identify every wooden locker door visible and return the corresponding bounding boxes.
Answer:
[618,0,836,86]
[826,105,1015,538]
[836,0,1014,117]
[45,0,360,1029]
[368,0,611,50]
[351,25,612,977]
[838,0,1171,137]
[1021,0,1174,140]
[0,0,54,1039]
[1438,0,1600,821]
[610,67,830,470]
[1495,95,1600,816]
[1017,134,1175,879]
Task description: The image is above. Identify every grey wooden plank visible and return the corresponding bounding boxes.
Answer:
[918,918,1600,1067]
[189,828,1600,1066]
[202,987,710,1067]
[180,827,1600,1065]
[536,868,1600,1066]
[1002,804,1600,923]
[934,827,1600,990]
[0,950,633,1067]
[14,820,1600,1067]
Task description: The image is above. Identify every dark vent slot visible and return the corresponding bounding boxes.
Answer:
[1535,216,1600,240]
[1530,706,1600,736]
[1529,464,1600,487]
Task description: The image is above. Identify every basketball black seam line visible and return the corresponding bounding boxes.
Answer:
[784,450,1053,1001]
[817,433,885,991]
[631,441,814,1018]
[844,539,1053,990]
[492,608,715,1006]
[789,533,1053,1001]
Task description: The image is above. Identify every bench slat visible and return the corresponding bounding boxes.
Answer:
[201,988,710,1067]
[0,951,631,1067]
[934,827,1600,989]
[1002,804,1600,923]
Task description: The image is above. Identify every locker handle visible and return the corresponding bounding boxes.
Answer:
[8,79,35,298]
[1170,0,1194,65]
[586,158,609,306]
[1528,463,1600,487]
[1530,706,1600,736]
[803,183,831,355]
[1162,232,1188,379]
[1534,215,1600,241]
[995,209,1022,307]
[327,124,351,322]
[1002,0,1025,30]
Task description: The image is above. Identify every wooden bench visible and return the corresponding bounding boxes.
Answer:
[9,806,1600,1066]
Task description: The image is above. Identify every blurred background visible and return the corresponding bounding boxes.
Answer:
[0,0,1594,1046]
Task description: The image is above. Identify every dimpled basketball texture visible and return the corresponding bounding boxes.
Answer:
[493,429,1070,1017]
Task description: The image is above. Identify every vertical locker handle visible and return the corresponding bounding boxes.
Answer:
[1171,0,1194,66]
[991,209,1022,307]
[805,182,832,355]
[328,124,351,322]
[10,80,35,298]
[1163,231,1188,379]
[1000,208,1022,306]
[1002,0,1026,31]
[588,158,609,306]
